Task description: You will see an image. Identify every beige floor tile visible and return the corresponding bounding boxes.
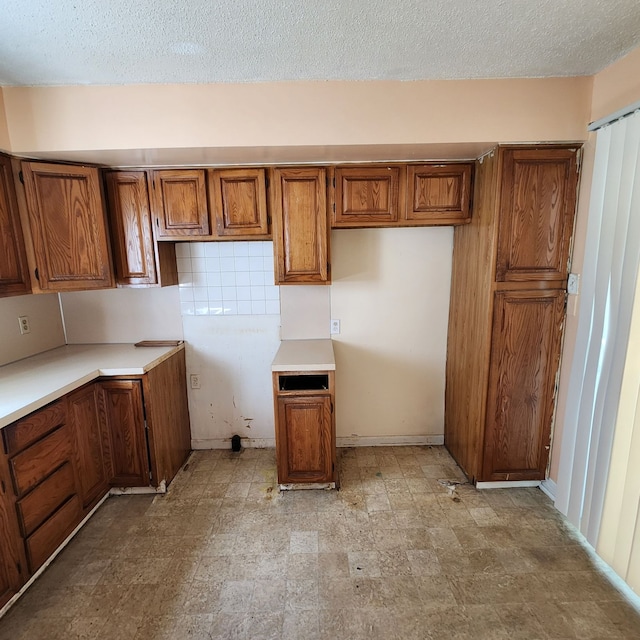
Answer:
[1,446,637,640]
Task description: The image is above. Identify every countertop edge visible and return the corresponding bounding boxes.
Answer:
[1,343,184,428]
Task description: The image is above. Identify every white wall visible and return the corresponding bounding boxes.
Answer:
[0,293,65,366]
[60,287,183,344]
[330,227,453,441]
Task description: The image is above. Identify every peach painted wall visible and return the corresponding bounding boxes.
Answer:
[1,78,592,156]
[591,46,640,123]
[0,90,9,150]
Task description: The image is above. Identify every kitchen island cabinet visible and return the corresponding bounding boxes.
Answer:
[272,340,337,487]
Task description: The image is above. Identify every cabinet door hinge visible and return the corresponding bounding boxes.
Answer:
[16,562,22,574]
[18,170,24,185]
[332,202,335,213]
[0,479,5,493]
[265,176,270,189]
[34,267,39,282]
[333,177,336,188]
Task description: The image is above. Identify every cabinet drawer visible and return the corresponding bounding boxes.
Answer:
[25,495,82,572]
[10,425,71,497]
[3,401,66,456]
[16,462,76,537]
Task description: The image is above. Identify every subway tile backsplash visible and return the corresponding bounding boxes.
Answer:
[176,242,280,316]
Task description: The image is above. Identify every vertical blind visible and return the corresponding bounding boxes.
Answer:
[555,110,640,559]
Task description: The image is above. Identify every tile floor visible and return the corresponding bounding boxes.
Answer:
[1,446,639,639]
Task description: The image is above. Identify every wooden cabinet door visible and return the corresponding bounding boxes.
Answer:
[105,170,177,287]
[0,453,26,608]
[271,167,329,284]
[406,164,472,225]
[150,169,209,237]
[496,148,578,283]
[68,384,111,510]
[482,290,566,482]
[332,166,401,227]
[21,162,113,291]
[209,168,269,237]
[276,395,333,484]
[0,155,30,297]
[98,380,149,487]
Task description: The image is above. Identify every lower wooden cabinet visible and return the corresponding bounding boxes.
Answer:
[482,290,566,481]
[273,371,337,485]
[98,380,149,487]
[68,384,112,511]
[0,452,26,609]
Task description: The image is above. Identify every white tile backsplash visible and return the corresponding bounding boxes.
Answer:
[176,242,280,316]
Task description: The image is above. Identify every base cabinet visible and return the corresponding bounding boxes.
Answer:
[0,453,26,609]
[273,371,337,486]
[68,384,112,511]
[98,380,149,487]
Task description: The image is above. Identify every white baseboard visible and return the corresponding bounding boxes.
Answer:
[192,435,445,450]
[476,480,541,489]
[192,438,276,449]
[337,435,444,447]
[540,478,557,501]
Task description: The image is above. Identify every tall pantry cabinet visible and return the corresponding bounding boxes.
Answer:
[445,145,580,483]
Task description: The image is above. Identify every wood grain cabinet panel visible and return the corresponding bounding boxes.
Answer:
[276,395,333,484]
[104,170,177,287]
[0,154,30,297]
[406,164,472,224]
[332,166,401,227]
[496,148,578,282]
[209,168,269,237]
[150,169,209,238]
[21,162,114,291]
[0,452,27,609]
[445,145,580,484]
[482,290,566,481]
[68,384,111,511]
[271,167,329,284]
[98,380,149,487]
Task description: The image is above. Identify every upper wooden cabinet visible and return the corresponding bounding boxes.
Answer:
[330,163,473,228]
[496,148,578,283]
[332,166,402,227]
[271,167,329,284]
[21,162,114,291]
[0,155,30,297]
[406,164,472,225]
[150,169,209,238]
[209,168,269,238]
[104,171,177,287]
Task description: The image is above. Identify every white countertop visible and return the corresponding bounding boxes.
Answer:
[0,343,184,428]
[271,339,336,372]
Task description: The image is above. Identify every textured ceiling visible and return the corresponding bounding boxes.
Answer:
[0,0,639,86]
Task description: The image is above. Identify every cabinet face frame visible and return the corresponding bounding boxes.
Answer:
[271,167,329,284]
[150,169,210,238]
[209,168,270,237]
[332,165,402,227]
[0,155,31,297]
[21,162,114,291]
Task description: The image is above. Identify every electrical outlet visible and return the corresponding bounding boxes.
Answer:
[190,374,201,389]
[18,316,30,335]
[330,319,341,335]
[567,273,580,295]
